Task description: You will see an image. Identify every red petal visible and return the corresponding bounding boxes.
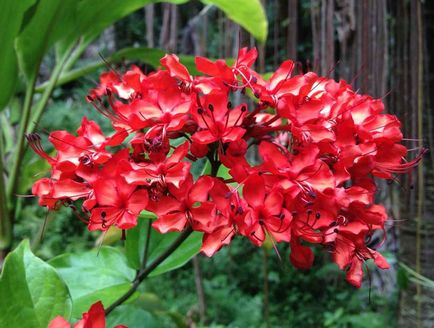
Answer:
[127,189,149,214]
[346,259,363,288]
[191,202,216,233]
[222,127,246,143]
[93,179,121,207]
[152,212,187,233]
[191,130,218,145]
[82,301,105,328]
[160,54,191,81]
[49,316,70,328]
[243,175,265,209]
[117,211,139,230]
[201,226,235,257]
[290,239,314,270]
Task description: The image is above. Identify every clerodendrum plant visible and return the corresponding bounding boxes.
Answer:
[28,48,424,327]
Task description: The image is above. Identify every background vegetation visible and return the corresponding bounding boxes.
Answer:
[0,0,433,327]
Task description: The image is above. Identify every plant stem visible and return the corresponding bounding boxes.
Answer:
[27,45,75,134]
[141,219,153,270]
[0,136,10,252]
[105,226,193,315]
[262,248,270,328]
[5,75,36,222]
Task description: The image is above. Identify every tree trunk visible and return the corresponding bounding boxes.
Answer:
[287,0,298,60]
[392,1,434,327]
[145,5,155,47]
[192,256,207,323]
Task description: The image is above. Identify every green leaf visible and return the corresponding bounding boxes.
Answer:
[126,216,152,270]
[15,0,76,80]
[57,0,190,58]
[147,230,203,277]
[202,0,268,42]
[49,246,135,318]
[126,216,202,276]
[0,240,72,328]
[0,0,37,110]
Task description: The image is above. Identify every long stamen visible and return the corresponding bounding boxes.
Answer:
[26,133,54,163]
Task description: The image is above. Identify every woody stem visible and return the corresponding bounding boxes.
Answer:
[105,226,193,315]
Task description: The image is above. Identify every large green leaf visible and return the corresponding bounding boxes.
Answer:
[202,0,268,42]
[15,0,76,80]
[126,214,155,270]
[147,229,202,277]
[57,0,189,58]
[0,0,36,110]
[49,246,135,318]
[126,217,202,276]
[0,240,72,328]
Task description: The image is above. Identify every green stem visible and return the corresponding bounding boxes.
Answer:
[141,219,153,270]
[27,45,75,134]
[5,75,36,211]
[0,136,10,250]
[105,226,193,315]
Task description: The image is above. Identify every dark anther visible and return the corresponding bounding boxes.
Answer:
[333,228,339,233]
[307,209,313,215]
[251,76,257,83]
[227,101,232,109]
[308,191,317,198]
[208,104,214,112]
[241,105,247,112]
[279,213,285,219]
[236,206,244,215]
[254,92,260,98]
[315,212,321,219]
[291,211,298,217]
[106,88,112,96]
[101,211,107,218]
[85,95,94,102]
[197,108,204,114]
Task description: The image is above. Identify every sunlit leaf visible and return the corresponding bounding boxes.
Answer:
[0,240,72,327]
[202,0,268,42]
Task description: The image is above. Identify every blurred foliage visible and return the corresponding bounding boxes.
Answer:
[144,238,397,327]
[1,0,403,327]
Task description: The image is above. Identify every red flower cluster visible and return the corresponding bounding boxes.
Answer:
[30,48,425,287]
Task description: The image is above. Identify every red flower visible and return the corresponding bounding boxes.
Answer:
[192,92,247,145]
[49,301,127,328]
[152,176,217,234]
[242,175,292,246]
[89,176,148,231]
[333,233,390,288]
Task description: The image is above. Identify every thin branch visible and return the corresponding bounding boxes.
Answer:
[105,226,193,315]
